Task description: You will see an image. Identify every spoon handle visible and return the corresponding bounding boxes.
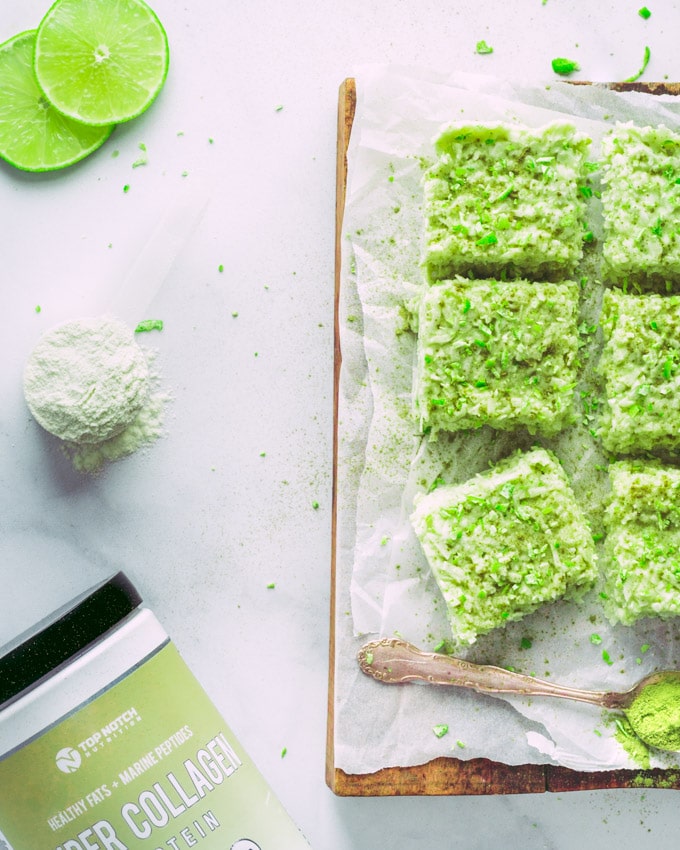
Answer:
[358,638,614,708]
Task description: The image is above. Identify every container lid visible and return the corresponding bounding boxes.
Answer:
[0,572,142,707]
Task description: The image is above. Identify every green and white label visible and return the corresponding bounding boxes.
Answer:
[0,644,309,850]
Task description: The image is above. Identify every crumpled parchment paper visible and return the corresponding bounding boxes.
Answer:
[333,64,680,775]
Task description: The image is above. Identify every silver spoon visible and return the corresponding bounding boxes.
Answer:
[358,637,680,751]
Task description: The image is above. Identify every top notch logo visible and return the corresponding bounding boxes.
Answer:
[55,747,82,774]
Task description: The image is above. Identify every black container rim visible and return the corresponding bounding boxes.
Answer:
[0,572,142,708]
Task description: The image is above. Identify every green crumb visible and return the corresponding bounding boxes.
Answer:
[181,170,188,177]
[364,651,374,666]
[475,40,493,54]
[280,747,287,758]
[132,142,148,167]
[266,582,275,589]
[520,637,533,650]
[552,57,580,76]
[602,649,614,666]
[123,184,130,193]
[455,739,465,749]
[35,305,41,314]
[638,6,651,18]
[218,264,224,272]
[624,45,651,82]
[640,644,651,654]
[312,500,320,510]
[380,535,390,546]
[590,633,602,645]
[134,319,164,333]
[111,149,120,158]
[208,137,214,144]
[231,312,239,318]
[433,724,449,738]
[259,452,266,457]
[275,105,284,112]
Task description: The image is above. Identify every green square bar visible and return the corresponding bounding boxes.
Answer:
[422,122,591,281]
[414,277,580,437]
[598,288,680,454]
[601,123,680,287]
[411,448,597,646]
[604,461,680,625]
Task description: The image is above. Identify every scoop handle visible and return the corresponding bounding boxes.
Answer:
[358,638,619,708]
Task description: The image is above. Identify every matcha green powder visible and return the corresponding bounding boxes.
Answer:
[626,676,680,751]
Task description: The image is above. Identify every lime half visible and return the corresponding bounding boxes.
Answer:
[35,0,169,126]
[0,30,113,172]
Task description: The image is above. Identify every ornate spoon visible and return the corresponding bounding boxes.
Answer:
[358,637,680,751]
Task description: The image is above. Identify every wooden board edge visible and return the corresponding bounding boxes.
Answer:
[327,74,680,796]
[326,77,356,793]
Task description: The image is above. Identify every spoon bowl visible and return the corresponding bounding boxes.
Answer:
[358,638,680,752]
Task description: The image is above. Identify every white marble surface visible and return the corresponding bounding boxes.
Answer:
[2,1,680,847]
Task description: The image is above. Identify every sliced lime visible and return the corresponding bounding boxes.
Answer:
[35,0,169,126]
[0,30,113,172]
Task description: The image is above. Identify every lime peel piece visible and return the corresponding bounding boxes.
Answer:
[624,45,651,82]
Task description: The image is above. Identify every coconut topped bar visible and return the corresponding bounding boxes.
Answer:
[411,448,597,647]
[601,123,680,287]
[603,461,680,625]
[598,288,680,455]
[414,277,580,438]
[422,122,591,282]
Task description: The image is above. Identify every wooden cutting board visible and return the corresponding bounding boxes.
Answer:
[327,76,680,796]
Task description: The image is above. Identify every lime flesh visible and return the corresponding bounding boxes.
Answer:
[0,30,113,172]
[35,0,169,126]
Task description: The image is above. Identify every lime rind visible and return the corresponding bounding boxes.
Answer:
[34,0,170,126]
[0,29,113,172]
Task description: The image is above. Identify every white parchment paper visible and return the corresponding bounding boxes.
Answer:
[334,64,680,775]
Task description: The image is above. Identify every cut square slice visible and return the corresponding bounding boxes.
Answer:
[414,277,580,437]
[598,288,680,454]
[411,448,598,646]
[601,123,680,287]
[603,461,680,625]
[422,122,591,281]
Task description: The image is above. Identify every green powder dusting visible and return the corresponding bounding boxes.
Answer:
[626,676,680,751]
[613,716,650,769]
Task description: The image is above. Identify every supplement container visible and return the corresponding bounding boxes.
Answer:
[0,572,310,850]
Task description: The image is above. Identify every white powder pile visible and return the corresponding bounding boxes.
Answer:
[24,315,170,472]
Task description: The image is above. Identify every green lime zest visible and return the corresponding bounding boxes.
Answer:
[134,319,164,333]
[624,45,651,82]
[433,724,449,738]
[551,57,580,76]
